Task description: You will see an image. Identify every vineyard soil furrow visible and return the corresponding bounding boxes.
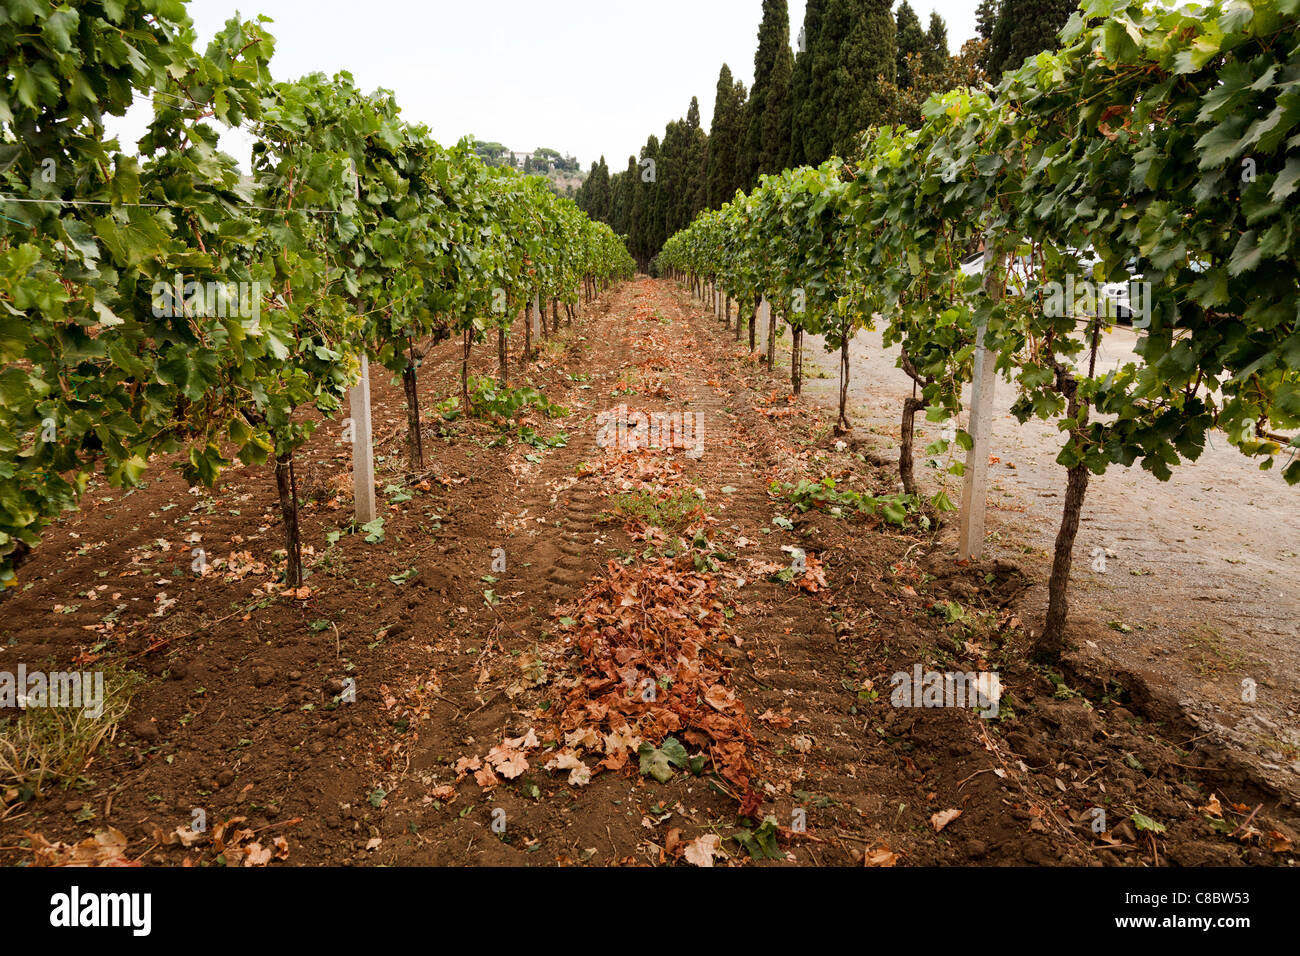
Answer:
[2,279,1297,869]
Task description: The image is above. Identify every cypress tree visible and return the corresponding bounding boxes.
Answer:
[829,0,895,156]
[985,0,1076,80]
[924,12,949,75]
[742,0,795,183]
[611,156,637,236]
[894,2,928,89]
[575,169,590,216]
[765,38,794,174]
[730,78,750,197]
[804,0,860,165]
[631,134,662,268]
[975,0,1000,40]
[684,96,710,221]
[584,157,611,222]
[627,151,646,266]
[658,119,685,236]
[706,64,747,207]
[789,0,826,168]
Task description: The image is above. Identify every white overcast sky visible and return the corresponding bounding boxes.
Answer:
[110,0,980,171]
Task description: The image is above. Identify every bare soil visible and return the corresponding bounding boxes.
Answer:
[800,322,1300,803]
[3,279,1297,867]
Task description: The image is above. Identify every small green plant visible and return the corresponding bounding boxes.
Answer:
[435,395,463,421]
[603,488,706,533]
[779,477,922,526]
[466,376,568,420]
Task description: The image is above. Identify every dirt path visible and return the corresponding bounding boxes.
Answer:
[797,323,1300,795]
[3,279,1297,867]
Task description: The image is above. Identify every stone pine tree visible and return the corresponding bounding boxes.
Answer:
[829,0,896,156]
[705,64,747,208]
[789,0,826,169]
[742,0,795,183]
[894,2,928,89]
[924,12,949,75]
[985,0,1077,80]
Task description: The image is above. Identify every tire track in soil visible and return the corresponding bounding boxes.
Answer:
[389,289,666,864]
[654,286,928,863]
[607,282,927,864]
[459,296,629,740]
[709,288,1113,865]
[650,286,1084,865]
[393,280,786,864]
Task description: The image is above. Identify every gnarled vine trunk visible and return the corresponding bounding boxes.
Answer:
[1035,333,1098,663]
[898,352,929,494]
[899,396,924,495]
[462,328,472,410]
[402,358,423,471]
[274,451,302,588]
[497,325,508,386]
[1038,458,1090,662]
[835,335,851,435]
[791,326,803,395]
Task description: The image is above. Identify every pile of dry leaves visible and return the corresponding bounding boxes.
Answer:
[26,827,138,867]
[580,452,693,496]
[456,557,758,811]
[552,558,755,802]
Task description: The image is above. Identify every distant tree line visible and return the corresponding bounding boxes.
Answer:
[474,141,582,175]
[576,0,1079,268]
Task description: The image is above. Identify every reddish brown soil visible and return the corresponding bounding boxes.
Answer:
[3,278,1297,867]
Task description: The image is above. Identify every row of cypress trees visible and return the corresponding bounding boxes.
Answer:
[578,0,1073,268]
